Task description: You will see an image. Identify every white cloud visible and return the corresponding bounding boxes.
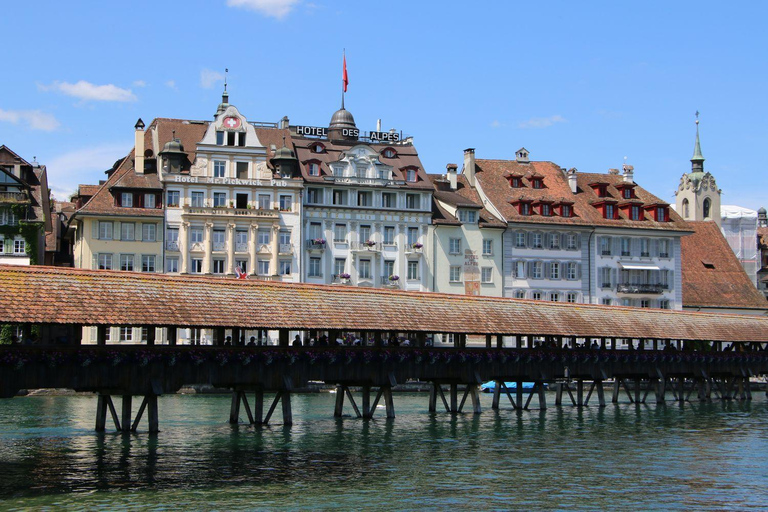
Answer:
[518,115,567,129]
[490,120,504,129]
[200,69,224,89]
[39,80,137,102]
[132,80,147,88]
[165,80,177,90]
[0,108,60,131]
[47,144,129,201]
[227,0,300,19]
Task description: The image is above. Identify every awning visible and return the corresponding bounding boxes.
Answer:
[619,262,661,270]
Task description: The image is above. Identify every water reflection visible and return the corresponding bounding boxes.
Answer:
[0,392,767,509]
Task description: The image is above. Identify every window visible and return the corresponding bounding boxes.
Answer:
[514,290,526,299]
[212,229,226,249]
[258,260,270,275]
[659,239,670,258]
[520,203,530,216]
[510,177,522,188]
[279,231,291,247]
[309,222,322,240]
[531,291,542,301]
[357,191,372,207]
[682,199,690,219]
[236,230,248,246]
[117,222,133,242]
[332,189,347,206]
[333,166,343,177]
[307,188,321,204]
[121,192,133,207]
[640,299,651,308]
[120,254,134,271]
[566,233,578,250]
[640,238,650,258]
[359,225,371,244]
[311,143,324,154]
[216,131,224,145]
[258,229,270,245]
[234,260,247,274]
[482,239,493,256]
[334,258,346,277]
[213,160,226,178]
[601,298,612,306]
[405,194,419,209]
[359,259,371,279]
[213,193,227,208]
[600,237,612,256]
[630,205,641,221]
[144,194,156,209]
[407,227,419,246]
[166,190,180,207]
[656,207,668,222]
[407,260,419,280]
[481,267,493,283]
[659,299,670,310]
[567,292,578,303]
[166,257,179,273]
[458,210,476,223]
[515,232,526,248]
[142,255,156,272]
[566,262,578,280]
[308,257,322,278]
[383,226,395,244]
[280,260,292,275]
[192,258,203,273]
[279,195,292,211]
[382,192,395,208]
[98,253,113,270]
[532,233,543,249]
[561,204,572,217]
[406,169,417,182]
[120,327,133,343]
[211,259,225,274]
[623,188,633,199]
[99,221,113,240]
[258,194,271,210]
[191,192,205,207]
[605,204,615,219]
[236,162,248,179]
[450,266,462,282]
[449,238,462,254]
[383,148,396,158]
[0,238,4,253]
[621,238,631,257]
[531,261,543,279]
[550,262,560,280]
[513,261,525,278]
[531,178,543,189]
[12,238,24,254]
[191,228,204,244]
[384,260,395,279]
[549,234,560,250]
[549,292,560,302]
[142,223,156,242]
[334,224,346,243]
[540,204,551,216]
[600,267,612,288]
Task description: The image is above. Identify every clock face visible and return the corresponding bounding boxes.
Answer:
[223,116,241,129]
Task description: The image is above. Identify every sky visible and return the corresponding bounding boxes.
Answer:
[2,1,767,211]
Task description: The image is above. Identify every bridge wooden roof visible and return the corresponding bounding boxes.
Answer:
[0,265,766,342]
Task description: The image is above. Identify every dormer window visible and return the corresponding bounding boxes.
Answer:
[616,184,636,199]
[310,142,325,154]
[307,161,320,176]
[216,131,224,145]
[404,167,418,182]
[605,204,616,219]
[559,204,573,218]
[590,183,609,198]
[540,203,551,216]
[382,147,397,158]
[623,188,632,199]
[121,192,133,207]
[656,206,668,222]
[509,176,523,188]
[458,210,477,223]
[530,177,544,189]
[512,200,533,216]
[630,205,642,221]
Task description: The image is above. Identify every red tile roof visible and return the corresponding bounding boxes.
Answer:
[681,221,768,311]
[0,265,765,341]
[474,159,690,231]
[429,174,506,228]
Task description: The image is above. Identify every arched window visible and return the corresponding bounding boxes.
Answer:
[682,198,689,219]
[703,198,711,219]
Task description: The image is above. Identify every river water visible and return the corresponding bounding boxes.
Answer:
[1,391,767,510]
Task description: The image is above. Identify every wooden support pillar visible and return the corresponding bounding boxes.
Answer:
[374,331,383,348]
[383,386,395,418]
[334,385,345,417]
[516,380,523,410]
[656,378,666,404]
[281,391,292,425]
[469,385,482,414]
[72,324,83,346]
[167,326,177,346]
[232,327,241,346]
[596,380,606,407]
[678,378,685,403]
[612,379,620,403]
[362,385,371,418]
[214,327,225,346]
[496,335,503,348]
[450,384,458,413]
[254,388,264,425]
[537,382,547,410]
[492,381,502,409]
[229,390,241,424]
[555,383,563,406]
[121,395,132,432]
[428,382,437,413]
[278,329,289,347]
[415,332,426,348]
[146,327,156,346]
[96,325,108,346]
[577,379,584,407]
[634,378,641,405]
[147,394,159,433]
[95,394,108,431]
[486,335,492,348]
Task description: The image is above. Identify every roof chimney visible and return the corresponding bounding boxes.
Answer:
[622,163,634,183]
[567,168,578,194]
[377,119,382,131]
[446,163,458,190]
[134,118,145,174]
[463,148,476,187]
[279,116,290,129]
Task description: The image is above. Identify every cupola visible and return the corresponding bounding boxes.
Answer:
[159,132,186,174]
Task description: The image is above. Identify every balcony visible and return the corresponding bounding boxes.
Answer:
[306,239,326,253]
[617,283,665,294]
[350,241,381,253]
[332,274,351,285]
[381,275,401,288]
[183,206,278,219]
[279,244,293,255]
[405,244,424,256]
[166,241,179,251]
[212,242,226,252]
[252,275,281,281]
[0,191,28,203]
[235,243,248,253]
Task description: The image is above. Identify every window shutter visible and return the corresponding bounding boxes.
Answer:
[631,238,640,257]
[543,233,550,248]
[559,233,566,248]
[613,237,621,256]
[527,261,534,278]
[138,224,144,242]
[576,262,582,280]
[576,233,582,249]
[544,261,551,279]
[527,232,534,247]
[114,222,121,241]
[668,270,674,290]
[92,255,98,269]
[157,224,163,242]
[651,239,659,257]
[611,268,617,288]
[92,220,99,239]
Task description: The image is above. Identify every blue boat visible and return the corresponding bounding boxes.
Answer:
[481,381,545,393]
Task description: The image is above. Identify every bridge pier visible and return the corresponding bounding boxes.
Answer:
[334,384,395,419]
[95,393,159,433]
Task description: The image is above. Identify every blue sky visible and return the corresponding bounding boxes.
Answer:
[2,1,767,211]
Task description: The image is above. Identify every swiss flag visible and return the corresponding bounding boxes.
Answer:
[343,54,349,93]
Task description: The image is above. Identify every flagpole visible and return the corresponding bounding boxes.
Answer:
[341,49,346,110]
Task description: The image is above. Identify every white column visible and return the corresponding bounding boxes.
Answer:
[249,223,258,276]
[203,221,213,274]
[179,221,189,274]
[271,223,280,276]
[226,222,236,275]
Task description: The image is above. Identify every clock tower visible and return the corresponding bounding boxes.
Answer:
[675,114,721,227]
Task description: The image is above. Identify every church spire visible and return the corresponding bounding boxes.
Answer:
[691,111,705,173]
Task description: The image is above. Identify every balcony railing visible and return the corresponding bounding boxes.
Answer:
[279,244,293,255]
[183,206,278,219]
[332,274,351,284]
[0,192,27,203]
[405,244,424,255]
[617,283,665,294]
[350,241,381,252]
[166,241,179,251]
[235,243,248,253]
[381,275,401,288]
[306,240,326,252]
[212,242,226,252]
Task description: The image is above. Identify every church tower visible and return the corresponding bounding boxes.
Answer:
[675,113,721,227]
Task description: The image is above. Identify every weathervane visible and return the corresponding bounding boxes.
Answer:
[224,68,228,92]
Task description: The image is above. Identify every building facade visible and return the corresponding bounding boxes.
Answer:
[292,105,432,291]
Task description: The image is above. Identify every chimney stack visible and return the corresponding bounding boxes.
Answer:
[446,163,458,190]
[463,148,476,187]
[279,116,290,129]
[622,163,634,183]
[377,119,382,131]
[567,168,578,194]
[134,118,145,174]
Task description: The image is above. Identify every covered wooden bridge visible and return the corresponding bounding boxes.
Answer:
[1,265,767,432]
